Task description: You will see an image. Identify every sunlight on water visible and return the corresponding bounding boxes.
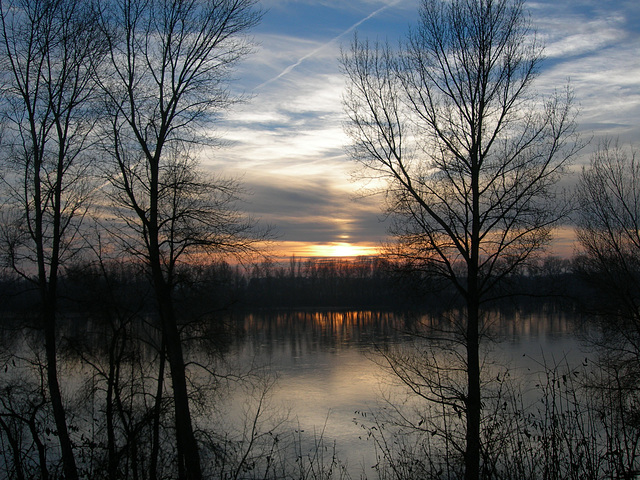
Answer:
[224,308,587,478]
[0,308,587,479]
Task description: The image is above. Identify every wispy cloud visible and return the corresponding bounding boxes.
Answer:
[255,1,401,90]
[214,0,640,253]
[242,177,384,244]
[532,0,640,144]
[220,72,349,171]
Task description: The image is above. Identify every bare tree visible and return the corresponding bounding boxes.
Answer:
[0,1,105,478]
[342,0,580,477]
[576,140,640,325]
[575,140,640,357]
[96,0,262,478]
[574,140,640,477]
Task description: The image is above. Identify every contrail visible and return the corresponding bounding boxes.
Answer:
[255,1,401,90]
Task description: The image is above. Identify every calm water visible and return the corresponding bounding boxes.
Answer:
[222,308,589,478]
[0,307,590,478]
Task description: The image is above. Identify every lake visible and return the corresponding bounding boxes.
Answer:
[0,306,593,479]
[219,307,589,478]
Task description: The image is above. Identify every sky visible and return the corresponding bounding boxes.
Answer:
[212,0,640,259]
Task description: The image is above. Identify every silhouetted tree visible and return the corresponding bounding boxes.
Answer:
[96,1,262,478]
[0,1,105,477]
[342,0,580,477]
[576,140,640,324]
[574,140,640,477]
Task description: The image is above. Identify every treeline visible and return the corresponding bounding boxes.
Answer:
[245,255,585,310]
[245,256,415,309]
[0,253,583,317]
[0,256,408,315]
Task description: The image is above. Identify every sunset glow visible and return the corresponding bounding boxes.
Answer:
[308,242,380,257]
[220,1,639,259]
[275,241,381,258]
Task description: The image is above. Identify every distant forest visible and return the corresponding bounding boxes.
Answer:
[0,254,584,316]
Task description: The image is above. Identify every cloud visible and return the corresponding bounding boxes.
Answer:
[239,175,386,244]
[255,0,402,89]
[210,0,640,255]
[531,1,640,146]
[219,71,349,174]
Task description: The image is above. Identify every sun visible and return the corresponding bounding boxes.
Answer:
[274,241,382,259]
[306,242,380,258]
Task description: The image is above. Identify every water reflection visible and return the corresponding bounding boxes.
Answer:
[237,310,413,357]
[488,306,579,341]
[233,307,582,355]
[223,308,588,477]
[0,307,589,479]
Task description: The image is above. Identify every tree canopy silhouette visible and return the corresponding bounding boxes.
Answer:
[342,0,580,477]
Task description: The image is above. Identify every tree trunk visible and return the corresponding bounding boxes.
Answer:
[154,279,202,480]
[146,151,202,479]
[27,412,49,480]
[106,325,119,480]
[149,334,166,480]
[43,302,79,480]
[465,293,481,480]
[466,145,481,480]
[0,416,26,480]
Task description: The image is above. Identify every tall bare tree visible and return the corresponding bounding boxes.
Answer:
[342,0,579,477]
[96,0,262,478]
[574,141,640,476]
[0,1,104,478]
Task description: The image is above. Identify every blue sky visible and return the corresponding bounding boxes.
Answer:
[213,0,640,258]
